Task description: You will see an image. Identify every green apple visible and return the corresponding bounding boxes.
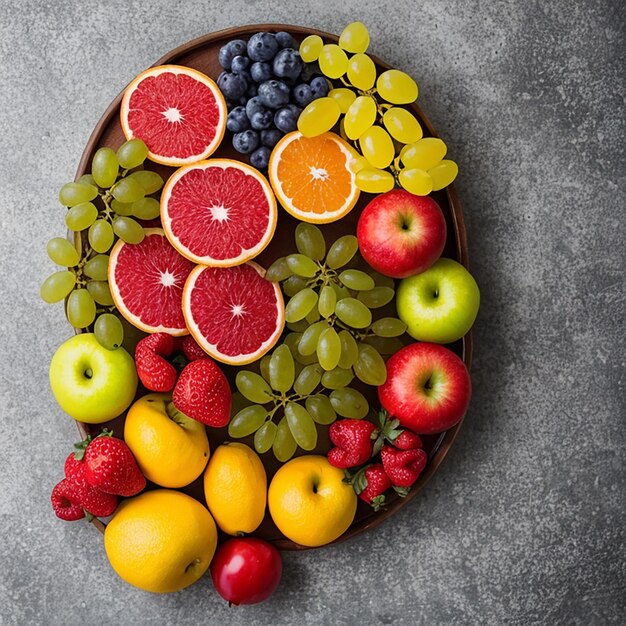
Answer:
[49,333,138,423]
[396,258,480,343]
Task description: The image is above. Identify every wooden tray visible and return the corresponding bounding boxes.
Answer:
[73,24,473,550]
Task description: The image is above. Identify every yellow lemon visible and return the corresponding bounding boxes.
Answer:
[124,394,209,488]
[203,443,266,535]
[268,455,356,547]
[104,489,217,593]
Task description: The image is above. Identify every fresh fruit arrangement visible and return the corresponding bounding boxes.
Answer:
[42,23,479,603]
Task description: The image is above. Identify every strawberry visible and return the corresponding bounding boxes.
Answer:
[180,335,208,362]
[328,420,379,469]
[390,430,423,451]
[354,464,392,511]
[51,479,85,521]
[64,452,84,483]
[173,359,231,427]
[135,332,177,392]
[380,445,428,488]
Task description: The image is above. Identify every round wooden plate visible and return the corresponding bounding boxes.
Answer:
[73,24,472,550]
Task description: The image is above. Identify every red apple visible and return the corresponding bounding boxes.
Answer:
[378,342,471,434]
[356,189,446,279]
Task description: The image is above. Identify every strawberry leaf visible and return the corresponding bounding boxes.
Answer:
[72,435,92,460]
[393,486,410,498]
[370,494,386,511]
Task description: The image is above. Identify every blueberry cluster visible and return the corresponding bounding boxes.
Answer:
[218,31,329,169]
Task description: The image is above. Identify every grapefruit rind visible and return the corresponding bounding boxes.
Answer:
[182,262,285,365]
[120,65,227,167]
[160,159,278,267]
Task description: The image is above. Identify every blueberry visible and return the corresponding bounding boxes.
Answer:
[250,61,273,83]
[218,39,247,70]
[226,106,250,133]
[273,48,303,82]
[247,82,258,98]
[250,109,274,130]
[298,61,321,83]
[217,72,247,101]
[258,80,290,109]
[250,146,271,169]
[274,104,302,133]
[260,128,284,148]
[245,96,266,120]
[231,55,250,74]
[232,130,260,154]
[275,31,297,50]
[247,32,279,62]
[310,76,329,99]
[292,83,315,107]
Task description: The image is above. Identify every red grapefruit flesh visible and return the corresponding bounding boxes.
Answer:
[120,65,227,166]
[182,262,285,365]
[161,159,277,266]
[108,228,195,336]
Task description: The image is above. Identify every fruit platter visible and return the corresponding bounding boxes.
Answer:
[42,23,479,601]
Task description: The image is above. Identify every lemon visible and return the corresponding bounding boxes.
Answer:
[203,443,267,535]
[104,490,217,593]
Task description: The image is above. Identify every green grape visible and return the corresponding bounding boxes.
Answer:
[317,326,341,371]
[298,321,328,355]
[337,330,359,369]
[359,125,395,169]
[371,317,407,337]
[305,394,337,425]
[347,53,376,90]
[353,343,387,385]
[335,298,372,329]
[83,254,110,280]
[284,332,303,357]
[59,182,98,207]
[92,147,119,188]
[400,137,447,170]
[318,285,336,318]
[131,197,161,220]
[305,307,320,325]
[129,170,164,194]
[383,107,423,144]
[344,95,377,140]
[282,275,309,296]
[286,253,319,278]
[339,21,370,53]
[295,350,319,366]
[254,421,277,454]
[273,416,297,462]
[357,286,395,308]
[294,364,323,396]
[349,154,370,173]
[299,34,323,62]
[110,198,133,216]
[297,97,341,138]
[295,223,326,261]
[328,88,357,114]
[339,269,375,291]
[318,44,348,79]
[285,402,317,450]
[117,138,148,170]
[355,168,395,193]
[94,313,124,350]
[364,335,404,355]
[47,238,79,267]
[399,168,433,196]
[236,371,273,403]
[88,219,114,253]
[369,271,396,289]
[66,288,96,329]
[65,202,98,231]
[269,344,295,392]
[86,280,114,306]
[259,354,272,382]
[111,177,145,203]
[40,271,76,303]
[376,69,418,104]
[228,405,268,438]
[230,391,252,417]
[332,283,352,300]
[78,174,97,187]
[112,216,145,244]
[329,387,369,419]
[321,367,354,390]
[285,288,318,323]
[286,319,309,332]
[429,160,459,190]
[266,257,293,282]
[326,235,358,269]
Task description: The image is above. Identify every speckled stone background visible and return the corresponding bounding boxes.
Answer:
[1,0,624,624]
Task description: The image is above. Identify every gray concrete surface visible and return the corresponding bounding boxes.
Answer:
[1,0,624,624]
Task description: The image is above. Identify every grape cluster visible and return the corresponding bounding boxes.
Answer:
[40,139,163,349]
[218,31,328,169]
[227,224,407,462]
[296,22,458,196]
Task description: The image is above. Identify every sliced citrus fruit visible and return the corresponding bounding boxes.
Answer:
[268,131,360,224]
[161,159,277,266]
[120,65,227,166]
[183,262,284,365]
[108,228,195,336]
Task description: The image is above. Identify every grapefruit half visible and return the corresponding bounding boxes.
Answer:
[161,159,277,266]
[120,65,227,166]
[182,262,285,365]
[108,228,195,336]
